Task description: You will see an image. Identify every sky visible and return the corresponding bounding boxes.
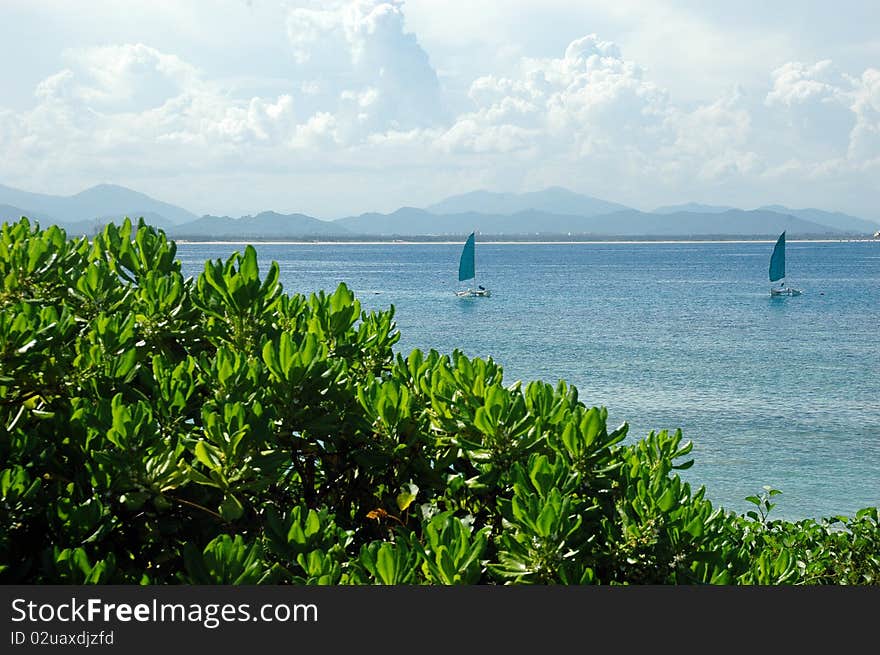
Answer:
[0,0,878,220]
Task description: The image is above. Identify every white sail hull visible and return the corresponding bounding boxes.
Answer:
[770,286,801,296]
[455,288,491,297]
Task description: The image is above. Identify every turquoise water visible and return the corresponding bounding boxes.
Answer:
[177,239,880,521]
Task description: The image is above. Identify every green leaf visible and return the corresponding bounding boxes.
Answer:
[657,487,676,512]
[219,494,244,521]
[375,544,397,585]
[684,516,704,538]
[535,500,558,538]
[194,441,223,471]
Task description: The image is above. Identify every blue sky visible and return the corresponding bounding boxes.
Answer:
[1,0,878,220]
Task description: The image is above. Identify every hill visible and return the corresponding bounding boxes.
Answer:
[653,202,736,214]
[337,207,845,238]
[169,211,352,239]
[336,207,527,235]
[2,182,875,240]
[575,209,841,237]
[757,205,879,234]
[426,186,632,217]
[0,204,57,225]
[654,201,878,233]
[0,183,197,225]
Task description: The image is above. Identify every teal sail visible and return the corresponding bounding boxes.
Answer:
[769,231,786,282]
[458,232,475,281]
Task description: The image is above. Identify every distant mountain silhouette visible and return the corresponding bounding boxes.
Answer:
[0,202,179,238]
[0,204,57,225]
[2,181,875,240]
[654,202,737,214]
[757,205,879,233]
[170,211,352,239]
[94,211,176,231]
[654,200,878,233]
[426,186,632,217]
[337,207,511,235]
[576,209,840,237]
[0,183,197,225]
[338,207,844,237]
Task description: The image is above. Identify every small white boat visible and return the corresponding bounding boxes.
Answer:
[768,231,802,296]
[770,285,802,297]
[455,286,490,298]
[455,231,490,297]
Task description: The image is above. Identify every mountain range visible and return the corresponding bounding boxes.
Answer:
[0,183,196,225]
[1,182,878,240]
[425,186,631,217]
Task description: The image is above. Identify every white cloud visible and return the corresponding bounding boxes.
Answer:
[291,111,340,149]
[665,89,759,182]
[286,0,448,134]
[0,41,308,185]
[766,60,847,108]
[762,59,880,171]
[444,35,668,150]
[848,68,880,163]
[432,32,674,193]
[61,44,199,111]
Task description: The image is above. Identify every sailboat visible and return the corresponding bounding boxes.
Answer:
[455,231,490,297]
[768,231,802,296]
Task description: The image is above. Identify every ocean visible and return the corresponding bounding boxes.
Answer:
[176,239,880,521]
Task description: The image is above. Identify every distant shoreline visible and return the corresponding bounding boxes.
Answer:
[174,236,879,246]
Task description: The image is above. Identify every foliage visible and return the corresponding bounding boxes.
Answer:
[1,217,878,585]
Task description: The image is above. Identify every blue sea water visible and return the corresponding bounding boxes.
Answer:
[176,239,880,522]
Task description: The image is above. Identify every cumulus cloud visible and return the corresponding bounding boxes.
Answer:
[848,68,880,164]
[435,32,673,189]
[766,60,847,108]
[286,0,448,135]
[764,60,857,158]
[761,59,880,174]
[664,88,760,181]
[1,41,306,181]
[61,44,199,111]
[430,36,877,209]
